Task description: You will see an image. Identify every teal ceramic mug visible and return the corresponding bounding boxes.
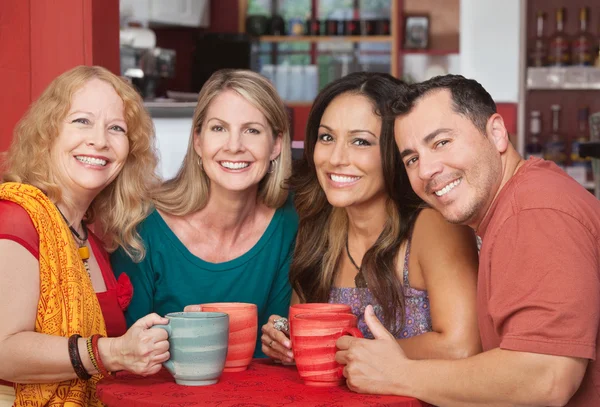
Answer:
[152,312,229,386]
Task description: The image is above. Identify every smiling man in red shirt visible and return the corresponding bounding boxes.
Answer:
[336,74,600,407]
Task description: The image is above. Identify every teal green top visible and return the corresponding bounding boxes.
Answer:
[110,196,298,357]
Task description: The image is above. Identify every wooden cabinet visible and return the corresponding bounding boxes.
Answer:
[399,0,460,86]
[237,0,399,140]
[235,0,462,141]
[237,0,399,78]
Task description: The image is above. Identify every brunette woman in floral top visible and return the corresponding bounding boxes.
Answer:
[262,72,481,362]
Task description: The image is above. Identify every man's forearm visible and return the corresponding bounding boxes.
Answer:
[395,348,578,407]
[397,331,480,360]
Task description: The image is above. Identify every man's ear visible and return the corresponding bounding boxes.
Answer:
[486,113,509,154]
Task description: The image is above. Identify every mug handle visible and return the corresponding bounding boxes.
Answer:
[151,324,175,374]
[341,327,363,339]
[336,327,363,379]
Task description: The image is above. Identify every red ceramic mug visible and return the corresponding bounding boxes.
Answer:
[289,303,352,329]
[199,302,258,372]
[291,312,363,386]
[282,303,353,365]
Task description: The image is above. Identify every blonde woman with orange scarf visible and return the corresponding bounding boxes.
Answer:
[0,66,169,407]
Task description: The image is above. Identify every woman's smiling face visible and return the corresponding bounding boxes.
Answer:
[50,78,129,198]
[194,89,282,194]
[313,93,386,209]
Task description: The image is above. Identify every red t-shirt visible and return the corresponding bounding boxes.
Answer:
[477,158,600,406]
[0,200,130,338]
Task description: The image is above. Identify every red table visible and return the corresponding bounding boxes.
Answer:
[97,359,429,407]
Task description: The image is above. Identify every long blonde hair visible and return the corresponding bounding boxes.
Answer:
[2,65,159,261]
[153,69,291,215]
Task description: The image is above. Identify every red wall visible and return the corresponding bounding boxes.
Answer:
[0,0,119,153]
[497,103,518,137]
[0,1,32,153]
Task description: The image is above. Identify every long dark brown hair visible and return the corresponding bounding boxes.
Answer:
[289,72,423,334]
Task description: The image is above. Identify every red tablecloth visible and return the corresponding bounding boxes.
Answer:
[97,359,429,407]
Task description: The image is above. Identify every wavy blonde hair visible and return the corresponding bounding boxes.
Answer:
[153,69,291,215]
[2,65,159,261]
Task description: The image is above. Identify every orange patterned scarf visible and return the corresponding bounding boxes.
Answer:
[0,183,107,407]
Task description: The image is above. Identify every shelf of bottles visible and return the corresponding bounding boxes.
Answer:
[258,35,392,43]
[525,4,600,192]
[527,6,600,89]
[529,6,599,69]
[526,105,596,190]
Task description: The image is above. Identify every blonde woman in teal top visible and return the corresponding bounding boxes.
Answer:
[110,69,297,357]
[111,196,297,357]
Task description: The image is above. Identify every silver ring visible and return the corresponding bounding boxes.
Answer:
[273,317,289,334]
[268,339,274,348]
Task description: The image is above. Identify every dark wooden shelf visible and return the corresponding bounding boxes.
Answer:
[258,35,393,43]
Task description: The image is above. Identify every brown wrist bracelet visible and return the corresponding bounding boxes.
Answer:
[68,334,92,380]
[91,334,113,379]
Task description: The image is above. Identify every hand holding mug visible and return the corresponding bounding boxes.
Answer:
[335,305,408,394]
[292,312,363,386]
[109,313,170,376]
[151,312,229,386]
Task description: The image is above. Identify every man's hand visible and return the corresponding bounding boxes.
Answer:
[335,305,411,395]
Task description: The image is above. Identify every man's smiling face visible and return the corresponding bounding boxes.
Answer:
[394,89,502,228]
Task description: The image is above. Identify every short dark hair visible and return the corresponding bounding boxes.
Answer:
[391,74,497,134]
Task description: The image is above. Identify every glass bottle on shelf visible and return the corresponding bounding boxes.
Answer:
[526,110,544,159]
[529,11,547,67]
[548,8,571,67]
[572,7,594,66]
[544,104,567,169]
[570,107,593,182]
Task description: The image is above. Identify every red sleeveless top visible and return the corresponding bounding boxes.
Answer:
[0,200,131,338]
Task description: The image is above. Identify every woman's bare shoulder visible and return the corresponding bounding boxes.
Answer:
[412,208,477,253]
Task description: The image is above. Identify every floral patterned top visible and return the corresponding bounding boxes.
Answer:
[328,236,432,339]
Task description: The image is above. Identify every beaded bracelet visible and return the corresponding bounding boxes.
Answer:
[86,336,100,373]
[91,334,113,379]
[68,334,92,380]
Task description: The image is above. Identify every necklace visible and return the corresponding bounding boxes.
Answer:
[345,238,368,288]
[55,205,91,276]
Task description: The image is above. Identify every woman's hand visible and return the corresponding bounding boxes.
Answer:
[105,313,170,376]
[261,314,293,363]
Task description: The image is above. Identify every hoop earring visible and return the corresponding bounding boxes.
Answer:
[197,157,204,171]
[267,158,278,174]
